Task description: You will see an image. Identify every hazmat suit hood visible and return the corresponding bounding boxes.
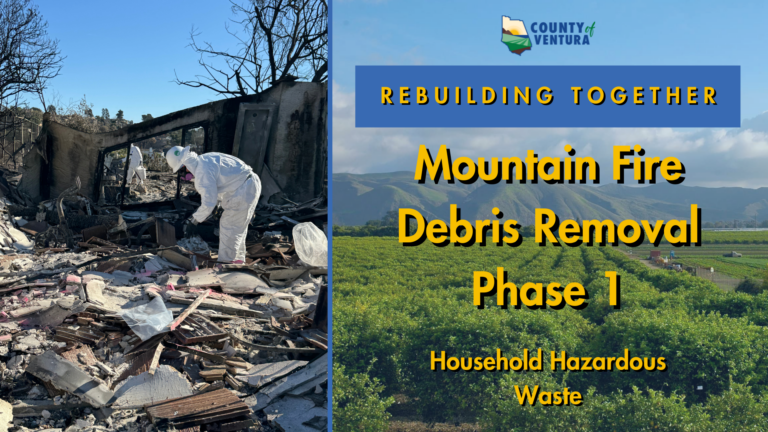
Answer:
[180,150,200,174]
[166,146,193,172]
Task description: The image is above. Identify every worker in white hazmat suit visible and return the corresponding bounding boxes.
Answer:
[165,146,261,263]
[126,144,144,187]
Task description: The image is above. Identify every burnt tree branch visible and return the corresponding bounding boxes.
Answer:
[175,0,326,97]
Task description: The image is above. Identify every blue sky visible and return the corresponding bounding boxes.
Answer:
[332,0,768,186]
[36,0,240,122]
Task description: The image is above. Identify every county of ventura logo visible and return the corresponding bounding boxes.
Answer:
[501,17,531,55]
[502,16,595,55]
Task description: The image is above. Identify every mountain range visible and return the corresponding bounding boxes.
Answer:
[332,172,768,226]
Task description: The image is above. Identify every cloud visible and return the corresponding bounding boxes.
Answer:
[332,82,768,188]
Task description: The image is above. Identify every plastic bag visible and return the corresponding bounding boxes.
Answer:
[292,222,328,267]
[121,296,173,341]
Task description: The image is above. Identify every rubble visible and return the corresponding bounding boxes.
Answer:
[0,398,11,432]
[110,365,193,409]
[247,354,327,411]
[0,168,328,431]
[145,388,253,430]
[26,350,115,408]
[263,395,327,432]
[236,359,308,387]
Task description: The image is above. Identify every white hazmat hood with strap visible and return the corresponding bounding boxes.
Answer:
[165,145,190,172]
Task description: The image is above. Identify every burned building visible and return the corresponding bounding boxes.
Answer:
[20,81,327,209]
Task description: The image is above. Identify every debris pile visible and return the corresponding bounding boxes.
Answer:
[0,173,328,431]
[121,173,197,205]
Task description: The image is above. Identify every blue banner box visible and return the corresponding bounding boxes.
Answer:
[355,66,740,128]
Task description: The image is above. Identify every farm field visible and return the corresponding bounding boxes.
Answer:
[333,236,768,431]
[700,230,768,244]
[673,256,768,279]
[626,243,768,256]
[622,248,768,279]
[620,232,768,280]
[626,230,768,252]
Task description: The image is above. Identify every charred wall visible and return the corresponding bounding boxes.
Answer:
[264,82,328,202]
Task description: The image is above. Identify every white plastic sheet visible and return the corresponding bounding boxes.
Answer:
[121,296,173,341]
[292,222,328,267]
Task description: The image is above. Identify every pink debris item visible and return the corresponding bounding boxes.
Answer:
[145,286,163,297]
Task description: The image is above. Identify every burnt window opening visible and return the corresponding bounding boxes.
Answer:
[184,126,205,153]
[95,144,131,207]
[94,123,209,207]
